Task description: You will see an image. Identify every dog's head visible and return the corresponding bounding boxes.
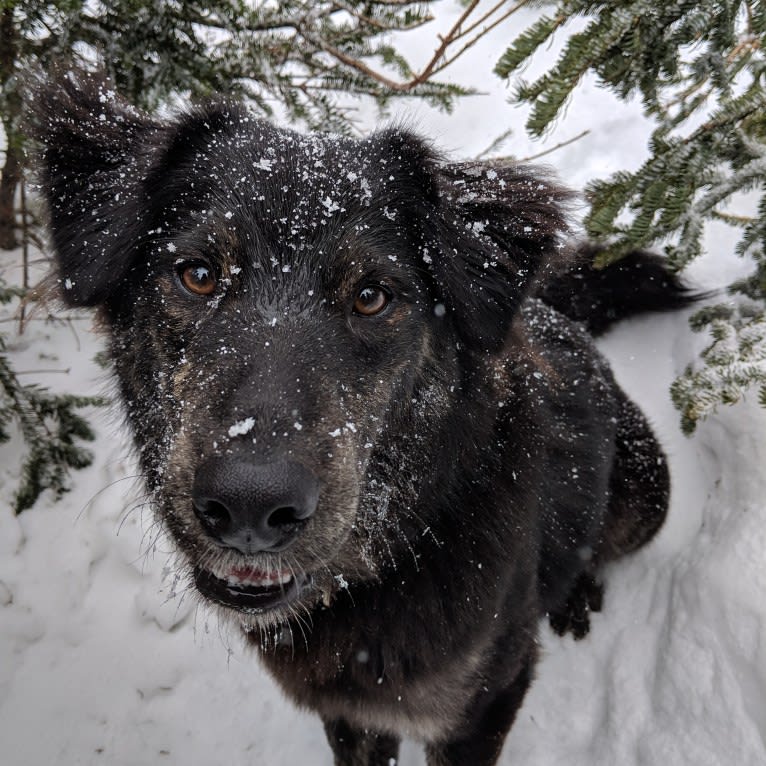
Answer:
[29,71,570,630]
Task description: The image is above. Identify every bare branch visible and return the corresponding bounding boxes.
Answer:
[450,0,527,44]
[476,127,514,159]
[408,0,482,85]
[299,0,529,94]
[428,0,532,78]
[515,129,590,162]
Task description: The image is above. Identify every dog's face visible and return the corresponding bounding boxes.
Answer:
[110,122,456,625]
[31,73,569,631]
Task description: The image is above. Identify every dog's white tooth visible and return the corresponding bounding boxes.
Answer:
[214,568,294,589]
[213,565,227,580]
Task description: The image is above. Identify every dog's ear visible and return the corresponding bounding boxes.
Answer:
[368,127,441,203]
[428,161,573,353]
[25,70,164,306]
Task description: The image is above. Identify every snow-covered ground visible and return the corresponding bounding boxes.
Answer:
[2,4,765,765]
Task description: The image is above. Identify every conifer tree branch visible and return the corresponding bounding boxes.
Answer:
[494,0,766,430]
[329,1,433,32]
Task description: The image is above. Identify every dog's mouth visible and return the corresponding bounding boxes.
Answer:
[194,564,313,613]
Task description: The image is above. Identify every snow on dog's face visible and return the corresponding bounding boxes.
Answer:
[107,121,455,628]
[30,72,568,631]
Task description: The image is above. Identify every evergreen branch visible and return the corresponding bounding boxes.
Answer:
[0,334,106,513]
[495,13,565,79]
[726,34,760,64]
[329,1,433,32]
[671,307,766,433]
[526,10,639,136]
[496,1,766,430]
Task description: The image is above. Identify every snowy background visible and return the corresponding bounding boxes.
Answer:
[2,4,765,765]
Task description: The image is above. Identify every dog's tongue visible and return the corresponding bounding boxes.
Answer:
[230,564,265,580]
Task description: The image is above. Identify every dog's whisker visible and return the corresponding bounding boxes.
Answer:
[76,472,146,522]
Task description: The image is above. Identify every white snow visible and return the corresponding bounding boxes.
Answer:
[228,417,255,438]
[1,3,765,765]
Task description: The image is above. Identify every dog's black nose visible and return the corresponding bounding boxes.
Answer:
[191,458,319,554]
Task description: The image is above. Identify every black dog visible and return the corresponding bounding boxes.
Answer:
[30,71,690,765]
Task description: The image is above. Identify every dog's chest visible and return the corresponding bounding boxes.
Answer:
[259,628,491,742]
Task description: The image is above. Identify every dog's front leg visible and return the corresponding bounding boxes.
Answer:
[323,717,400,766]
[425,654,534,766]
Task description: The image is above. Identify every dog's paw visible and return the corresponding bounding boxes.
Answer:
[548,572,604,640]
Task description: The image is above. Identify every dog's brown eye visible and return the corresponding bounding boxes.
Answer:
[353,286,390,317]
[178,262,216,296]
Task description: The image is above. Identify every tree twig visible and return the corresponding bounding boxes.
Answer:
[19,178,29,335]
[476,127,515,159]
[429,0,532,79]
[303,0,530,93]
[15,368,72,376]
[516,129,590,162]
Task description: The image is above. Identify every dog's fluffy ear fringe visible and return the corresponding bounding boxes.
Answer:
[426,160,574,353]
[24,69,165,306]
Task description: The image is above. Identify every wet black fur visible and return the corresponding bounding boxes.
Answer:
[29,71,687,765]
[539,242,701,336]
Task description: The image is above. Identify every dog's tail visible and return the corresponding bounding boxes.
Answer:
[538,243,705,336]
